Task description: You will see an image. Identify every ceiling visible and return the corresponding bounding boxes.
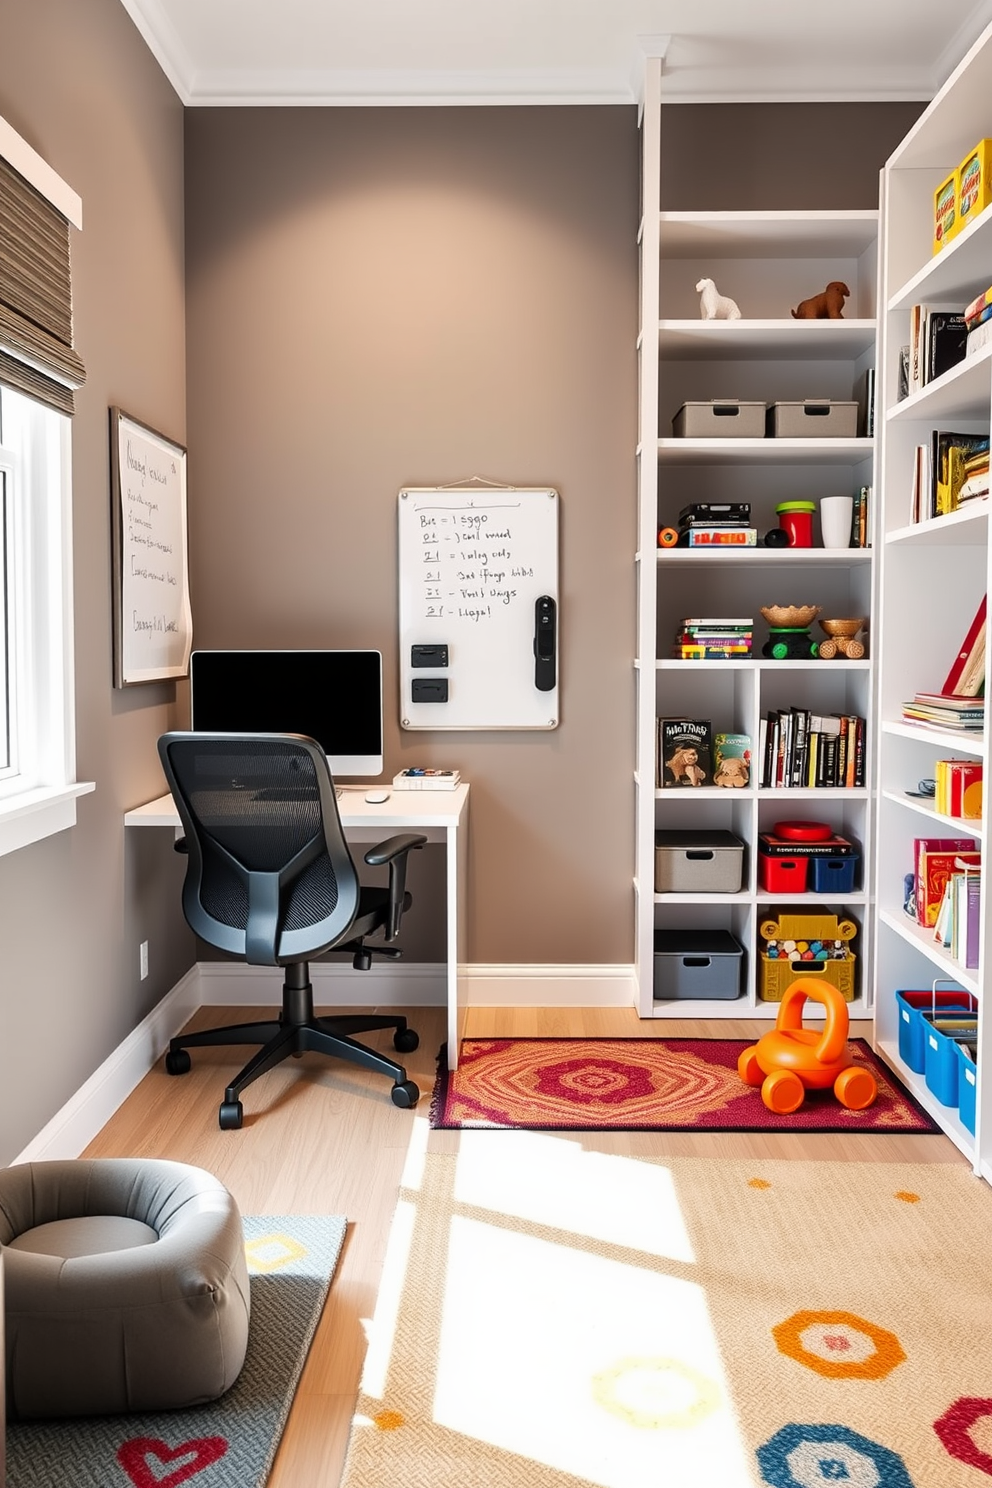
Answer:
[119,0,992,108]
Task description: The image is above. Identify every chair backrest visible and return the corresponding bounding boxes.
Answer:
[158,732,360,966]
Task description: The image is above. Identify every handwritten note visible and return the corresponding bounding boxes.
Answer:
[398,487,558,730]
[112,410,192,686]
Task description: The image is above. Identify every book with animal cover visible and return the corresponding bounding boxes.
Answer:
[940,594,987,696]
[712,733,751,787]
[913,837,980,926]
[658,719,713,788]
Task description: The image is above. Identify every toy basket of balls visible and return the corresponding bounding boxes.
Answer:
[758,911,858,1002]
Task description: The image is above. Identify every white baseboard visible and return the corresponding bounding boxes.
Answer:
[12,961,636,1162]
[12,968,201,1165]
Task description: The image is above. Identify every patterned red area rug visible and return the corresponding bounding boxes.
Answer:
[430,1038,940,1133]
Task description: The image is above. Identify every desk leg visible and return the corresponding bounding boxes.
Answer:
[446,818,468,1071]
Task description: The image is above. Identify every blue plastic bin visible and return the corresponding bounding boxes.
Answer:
[925,1016,977,1107]
[895,988,976,1074]
[810,854,859,894]
[957,1041,978,1135]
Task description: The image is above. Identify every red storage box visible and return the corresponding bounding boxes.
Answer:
[758,851,808,892]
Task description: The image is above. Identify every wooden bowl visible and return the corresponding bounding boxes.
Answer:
[819,617,865,638]
[760,604,821,628]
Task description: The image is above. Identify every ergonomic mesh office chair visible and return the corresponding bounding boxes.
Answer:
[158,731,427,1129]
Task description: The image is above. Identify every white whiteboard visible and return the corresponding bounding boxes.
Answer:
[110,408,192,687]
[398,486,559,730]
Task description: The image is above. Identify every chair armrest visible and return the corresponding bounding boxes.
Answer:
[363,833,428,866]
[364,834,427,940]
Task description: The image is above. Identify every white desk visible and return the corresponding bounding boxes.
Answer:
[125,784,470,1069]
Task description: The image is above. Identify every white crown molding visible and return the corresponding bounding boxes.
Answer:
[117,0,196,103]
[185,66,638,108]
[931,0,992,93]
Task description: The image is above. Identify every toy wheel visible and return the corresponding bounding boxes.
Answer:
[391,1080,420,1109]
[818,638,838,660]
[771,641,788,659]
[738,1047,764,1086]
[761,1069,805,1115]
[834,1065,877,1110]
[809,641,819,657]
[219,1101,244,1131]
[165,1048,191,1076]
[394,1028,419,1054]
[845,639,865,659]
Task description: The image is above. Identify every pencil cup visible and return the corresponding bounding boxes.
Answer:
[819,496,854,549]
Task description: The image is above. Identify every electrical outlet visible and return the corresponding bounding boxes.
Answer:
[139,940,149,980]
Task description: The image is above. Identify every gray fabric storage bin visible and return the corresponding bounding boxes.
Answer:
[653,929,744,1000]
[768,400,858,437]
[654,830,745,893]
[672,401,766,438]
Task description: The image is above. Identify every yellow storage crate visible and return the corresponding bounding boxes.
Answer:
[958,138,992,229]
[759,911,858,1003]
[933,169,960,252]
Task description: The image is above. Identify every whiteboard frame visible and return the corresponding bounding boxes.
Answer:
[398,484,559,731]
[110,407,192,688]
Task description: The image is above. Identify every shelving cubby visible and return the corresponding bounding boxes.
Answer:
[872,18,992,1172]
[635,60,878,1024]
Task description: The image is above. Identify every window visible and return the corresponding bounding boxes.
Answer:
[0,118,92,855]
[0,385,91,855]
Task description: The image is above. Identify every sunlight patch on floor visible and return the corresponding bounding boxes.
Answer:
[453,1129,695,1261]
[359,1197,416,1400]
[433,1214,755,1488]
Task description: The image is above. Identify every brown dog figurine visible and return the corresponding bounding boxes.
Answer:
[791,281,850,319]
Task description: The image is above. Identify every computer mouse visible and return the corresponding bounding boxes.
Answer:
[364,790,391,804]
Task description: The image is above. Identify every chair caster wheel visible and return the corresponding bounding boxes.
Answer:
[165,1049,191,1075]
[391,1080,420,1109]
[394,1028,419,1054]
[219,1101,244,1130]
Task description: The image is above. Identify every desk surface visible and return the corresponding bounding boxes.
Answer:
[125,784,469,831]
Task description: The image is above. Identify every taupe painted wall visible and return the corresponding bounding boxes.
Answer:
[0,0,927,1163]
[183,106,641,965]
[0,0,191,1164]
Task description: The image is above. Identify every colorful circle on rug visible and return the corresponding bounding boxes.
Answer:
[772,1310,906,1379]
[934,1397,992,1474]
[757,1424,917,1487]
[243,1233,308,1272]
[591,1356,720,1429]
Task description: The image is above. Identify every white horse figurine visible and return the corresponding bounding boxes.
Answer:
[696,277,741,320]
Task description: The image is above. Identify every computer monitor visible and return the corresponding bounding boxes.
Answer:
[189,649,384,778]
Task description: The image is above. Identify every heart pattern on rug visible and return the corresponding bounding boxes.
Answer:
[117,1436,228,1488]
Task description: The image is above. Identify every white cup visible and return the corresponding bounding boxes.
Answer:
[819,495,854,548]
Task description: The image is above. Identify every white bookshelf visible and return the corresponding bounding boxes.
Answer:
[635,59,878,1022]
[872,18,992,1176]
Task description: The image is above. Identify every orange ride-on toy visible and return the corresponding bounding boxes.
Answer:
[738,977,877,1115]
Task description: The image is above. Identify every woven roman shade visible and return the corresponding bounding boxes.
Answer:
[0,154,85,416]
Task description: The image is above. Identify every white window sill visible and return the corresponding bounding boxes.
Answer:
[0,781,95,857]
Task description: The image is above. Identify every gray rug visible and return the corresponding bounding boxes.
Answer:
[6,1213,347,1488]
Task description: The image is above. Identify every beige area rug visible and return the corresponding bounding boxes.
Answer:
[340,1136,992,1487]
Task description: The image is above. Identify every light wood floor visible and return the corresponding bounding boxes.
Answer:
[84,1005,967,1487]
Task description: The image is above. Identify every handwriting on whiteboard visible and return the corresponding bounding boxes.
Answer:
[416,501,537,622]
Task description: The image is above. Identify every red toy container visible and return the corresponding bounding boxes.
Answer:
[758,851,809,893]
[775,500,815,547]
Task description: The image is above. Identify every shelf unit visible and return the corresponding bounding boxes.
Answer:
[872,19,992,1174]
[635,62,878,1021]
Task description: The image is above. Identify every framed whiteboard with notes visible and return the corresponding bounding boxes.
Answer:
[398,486,559,729]
[110,408,192,687]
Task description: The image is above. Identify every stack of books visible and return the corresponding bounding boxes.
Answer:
[912,836,981,929]
[906,304,969,395]
[933,855,982,969]
[901,694,985,731]
[911,429,990,520]
[676,503,757,548]
[672,617,753,660]
[965,284,992,359]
